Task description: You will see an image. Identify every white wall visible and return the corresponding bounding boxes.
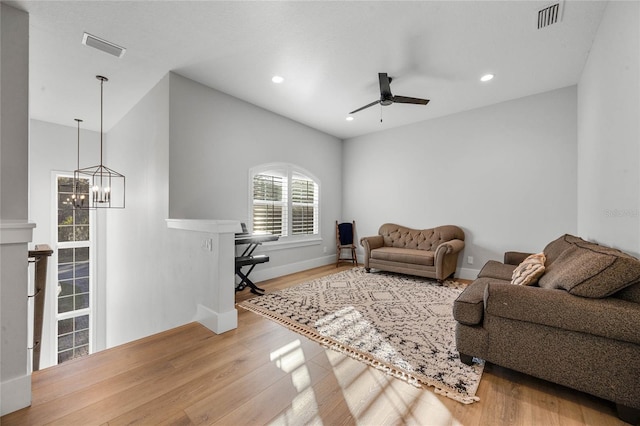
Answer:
[577,0,640,257]
[0,3,33,415]
[103,72,343,345]
[169,72,343,280]
[103,75,171,347]
[25,71,343,353]
[28,120,101,367]
[343,86,578,278]
[30,95,173,354]
[0,4,29,221]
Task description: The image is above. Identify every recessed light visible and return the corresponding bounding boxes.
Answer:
[480,74,494,82]
[272,75,284,84]
[346,116,354,121]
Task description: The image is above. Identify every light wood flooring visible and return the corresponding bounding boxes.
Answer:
[1,264,627,425]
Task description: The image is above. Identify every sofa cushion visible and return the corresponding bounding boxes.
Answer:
[542,234,575,265]
[477,260,517,281]
[614,281,640,303]
[484,282,640,346]
[511,253,546,286]
[538,243,640,298]
[370,247,434,266]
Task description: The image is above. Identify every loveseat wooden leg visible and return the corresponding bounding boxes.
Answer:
[616,403,640,425]
[365,267,371,272]
[459,353,474,365]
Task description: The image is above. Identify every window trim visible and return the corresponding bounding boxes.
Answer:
[257,236,323,252]
[47,172,97,367]
[248,163,321,246]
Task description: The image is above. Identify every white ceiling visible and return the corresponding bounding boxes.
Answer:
[8,0,608,139]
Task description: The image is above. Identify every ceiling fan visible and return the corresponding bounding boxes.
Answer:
[349,72,430,115]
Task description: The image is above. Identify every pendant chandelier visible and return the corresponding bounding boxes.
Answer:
[74,75,125,209]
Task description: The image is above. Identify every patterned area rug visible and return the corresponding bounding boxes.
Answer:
[238,267,484,404]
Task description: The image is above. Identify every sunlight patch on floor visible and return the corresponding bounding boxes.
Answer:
[271,339,308,374]
[315,306,416,375]
[269,339,322,425]
[267,322,461,425]
[322,337,460,425]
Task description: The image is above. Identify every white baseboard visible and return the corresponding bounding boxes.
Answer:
[1,373,31,416]
[241,255,480,283]
[244,255,337,283]
[457,267,480,280]
[195,304,237,334]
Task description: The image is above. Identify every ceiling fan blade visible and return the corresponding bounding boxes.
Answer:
[349,100,380,114]
[393,95,430,105]
[378,73,392,98]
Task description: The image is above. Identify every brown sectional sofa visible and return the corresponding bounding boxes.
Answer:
[360,223,465,281]
[453,234,640,423]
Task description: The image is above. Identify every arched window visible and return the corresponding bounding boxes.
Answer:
[250,164,319,239]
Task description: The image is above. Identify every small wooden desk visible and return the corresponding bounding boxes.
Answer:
[235,233,278,294]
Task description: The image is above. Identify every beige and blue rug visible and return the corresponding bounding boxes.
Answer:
[238,267,484,404]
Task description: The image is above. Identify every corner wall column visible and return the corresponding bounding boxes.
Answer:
[166,219,241,334]
[1,3,34,416]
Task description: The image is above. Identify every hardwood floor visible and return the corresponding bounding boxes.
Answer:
[2,264,626,425]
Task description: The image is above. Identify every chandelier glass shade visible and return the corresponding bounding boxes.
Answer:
[73,76,125,209]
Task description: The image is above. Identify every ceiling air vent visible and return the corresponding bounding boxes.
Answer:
[82,32,126,58]
[537,1,564,29]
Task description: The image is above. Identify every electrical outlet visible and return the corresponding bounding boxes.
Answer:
[323,246,327,254]
[202,238,213,251]
[467,256,474,265]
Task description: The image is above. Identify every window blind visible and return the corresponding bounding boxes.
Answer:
[252,173,287,236]
[291,176,318,235]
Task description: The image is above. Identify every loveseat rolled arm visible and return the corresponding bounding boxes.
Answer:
[437,239,465,255]
[434,239,465,281]
[360,235,384,271]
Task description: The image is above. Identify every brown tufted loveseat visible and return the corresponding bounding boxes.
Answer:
[359,223,465,281]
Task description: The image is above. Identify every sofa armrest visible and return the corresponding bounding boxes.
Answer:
[503,251,533,265]
[434,239,465,280]
[484,282,640,346]
[360,235,383,250]
[360,235,384,269]
[453,278,490,325]
[436,238,465,255]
